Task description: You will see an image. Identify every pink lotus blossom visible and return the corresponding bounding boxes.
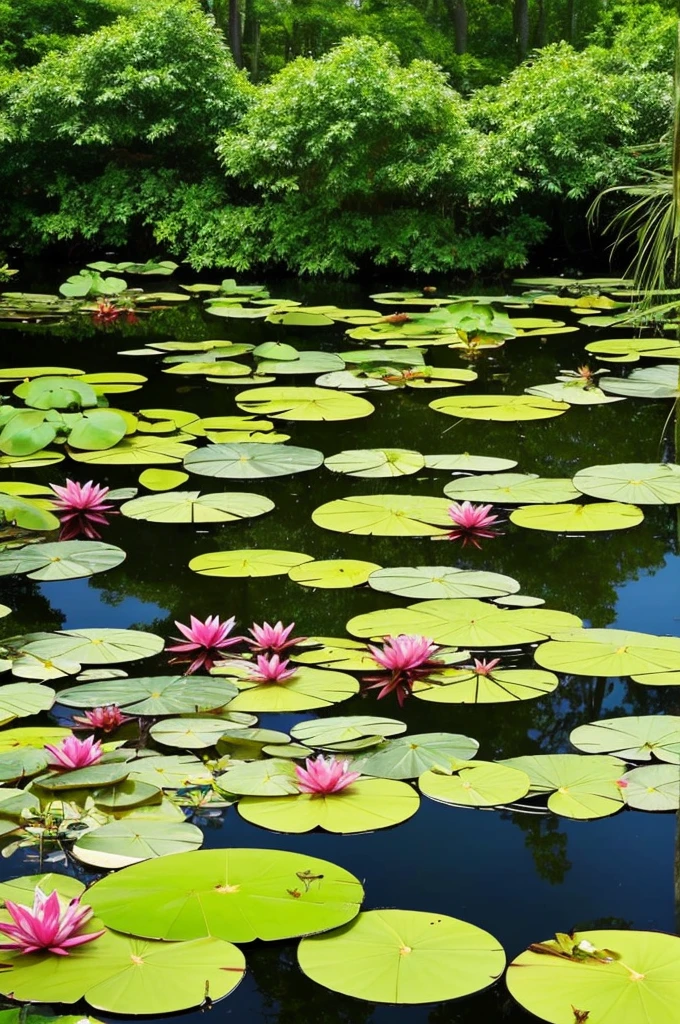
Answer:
[0,887,105,956]
[247,620,306,652]
[295,755,360,796]
[73,705,130,732]
[364,634,441,706]
[248,653,297,684]
[443,501,504,549]
[472,658,501,676]
[167,614,241,674]
[50,480,113,516]
[44,734,102,770]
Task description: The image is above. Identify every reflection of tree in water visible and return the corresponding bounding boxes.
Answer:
[503,810,571,886]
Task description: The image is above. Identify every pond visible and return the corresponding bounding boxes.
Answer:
[0,264,679,1024]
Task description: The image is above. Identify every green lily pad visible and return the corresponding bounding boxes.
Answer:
[500,754,625,818]
[570,715,680,763]
[430,395,569,421]
[525,382,624,405]
[423,453,518,472]
[218,758,299,796]
[572,463,680,504]
[534,629,680,677]
[350,733,478,779]
[0,726,72,750]
[585,336,680,362]
[0,872,85,902]
[290,717,407,748]
[138,468,189,491]
[510,503,644,531]
[73,819,203,868]
[324,449,425,478]
[0,493,59,531]
[0,684,55,725]
[59,675,235,714]
[347,599,581,647]
[235,386,374,421]
[0,366,85,380]
[213,665,359,712]
[183,415,273,437]
[0,541,125,581]
[36,762,131,791]
[622,764,680,810]
[367,566,519,600]
[298,908,505,1004]
[93,780,162,810]
[184,443,323,479]
[190,549,313,578]
[70,436,196,465]
[126,754,213,789]
[21,628,164,665]
[120,490,274,523]
[0,450,64,469]
[419,760,531,807]
[292,639,388,672]
[444,473,580,504]
[256,352,345,375]
[238,777,419,834]
[601,363,680,399]
[288,559,381,588]
[312,495,451,536]
[413,666,559,704]
[507,929,680,1024]
[87,847,364,941]
[149,717,234,749]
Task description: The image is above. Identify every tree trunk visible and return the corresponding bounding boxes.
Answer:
[514,0,529,60]
[535,0,547,48]
[243,0,260,79]
[452,0,468,56]
[567,0,578,44]
[228,0,243,67]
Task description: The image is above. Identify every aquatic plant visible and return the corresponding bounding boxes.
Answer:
[0,887,105,955]
[72,705,130,732]
[167,614,241,674]
[446,501,503,547]
[365,635,441,705]
[472,658,502,675]
[44,734,102,769]
[294,755,360,795]
[246,621,305,652]
[247,653,297,683]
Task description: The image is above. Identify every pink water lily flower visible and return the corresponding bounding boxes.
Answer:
[295,755,360,796]
[472,658,501,676]
[248,653,297,684]
[0,887,105,956]
[44,734,102,770]
[444,501,504,548]
[247,621,306,652]
[364,634,441,706]
[50,480,113,517]
[73,705,130,732]
[167,614,241,674]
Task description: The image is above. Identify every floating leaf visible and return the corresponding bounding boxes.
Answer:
[256,352,345,375]
[324,449,424,478]
[534,628,680,677]
[21,628,164,665]
[88,847,364,941]
[312,495,451,536]
[59,675,235,714]
[213,665,359,712]
[423,453,518,472]
[570,715,680,763]
[600,363,680,399]
[288,559,381,588]
[138,468,189,491]
[572,463,680,504]
[430,395,569,421]
[184,443,323,479]
[367,566,519,600]
[622,764,680,811]
[235,386,374,421]
[510,503,644,532]
[298,909,505,1004]
[292,640,386,673]
[35,762,131,790]
[290,717,407,748]
[149,717,235,749]
[93,780,162,811]
[413,666,558,704]
[0,541,125,580]
[218,759,299,796]
[0,493,59,531]
[585,336,680,362]
[419,759,531,806]
[0,450,64,469]
[70,436,196,465]
[507,929,680,1024]
[0,684,55,726]
[350,733,478,779]
[120,490,274,523]
[126,754,213,789]
[526,382,624,405]
[500,754,625,818]
[73,819,203,868]
[190,548,313,578]
[444,473,580,504]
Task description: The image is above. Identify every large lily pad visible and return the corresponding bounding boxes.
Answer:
[184,443,323,479]
[600,363,680,399]
[500,754,625,818]
[430,395,569,421]
[21,628,164,665]
[218,759,299,796]
[419,760,531,806]
[324,449,424,478]
[507,929,680,1024]
[534,629,680,677]
[298,909,505,1004]
[126,755,213,789]
[190,549,313,578]
[238,777,419,834]
[87,848,364,941]
[290,716,407,748]
[70,436,196,466]
[72,819,203,868]
[149,717,235,749]
[213,665,359,712]
[585,336,680,362]
[622,763,680,811]
[510,503,644,532]
[0,684,55,725]
[120,491,274,523]
[0,541,125,581]
[424,453,518,472]
[413,666,558,704]
[367,566,519,600]
[312,495,452,536]
[235,387,374,421]
[443,474,580,504]
[288,559,381,588]
[525,381,624,405]
[58,675,235,714]
[572,463,680,504]
[570,715,680,763]
[350,733,478,779]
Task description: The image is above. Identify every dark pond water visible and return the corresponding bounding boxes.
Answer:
[1,268,679,1023]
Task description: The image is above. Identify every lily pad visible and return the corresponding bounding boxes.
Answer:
[0,684,55,725]
[601,363,680,399]
[256,352,345,375]
[235,386,374,421]
[35,762,132,791]
[572,463,680,504]
[324,449,424,478]
[184,443,323,479]
[93,780,162,810]
[570,715,680,763]
[70,436,196,465]
[120,490,274,523]
[87,847,364,941]
[585,336,680,362]
[423,453,518,472]
[213,665,359,712]
[292,640,388,673]
[350,733,478,779]
[430,395,569,421]
[138,468,189,491]
[622,763,680,811]
[298,908,505,1004]
[525,381,624,405]
[73,819,203,868]
[419,760,531,807]
[367,566,519,600]
[288,559,381,588]
[218,759,299,796]
[312,495,452,536]
[510,503,644,532]
[190,549,313,578]
[149,717,235,749]
[507,929,680,1024]
[238,777,419,834]
[0,541,125,581]
[413,666,559,704]
[444,474,580,504]
[0,872,85,902]
[22,628,164,665]
[58,675,235,714]
[126,754,213,789]
[290,717,407,748]
[500,754,626,818]
[534,629,680,677]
